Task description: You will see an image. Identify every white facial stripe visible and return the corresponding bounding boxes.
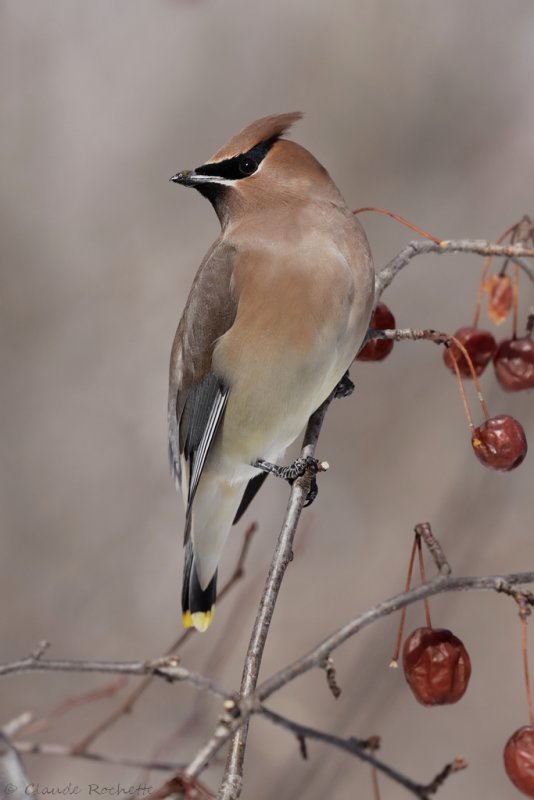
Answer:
[190,175,236,186]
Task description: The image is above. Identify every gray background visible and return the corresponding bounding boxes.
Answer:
[1,1,533,798]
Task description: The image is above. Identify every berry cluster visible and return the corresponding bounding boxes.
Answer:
[392,526,534,797]
[355,213,533,796]
[357,216,533,474]
[443,324,534,392]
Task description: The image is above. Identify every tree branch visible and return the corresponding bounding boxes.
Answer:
[375,239,534,299]
[216,396,333,799]
[13,740,183,773]
[0,654,229,700]
[256,572,534,703]
[259,707,465,800]
[174,570,534,791]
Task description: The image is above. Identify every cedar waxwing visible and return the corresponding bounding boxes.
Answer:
[169,113,374,631]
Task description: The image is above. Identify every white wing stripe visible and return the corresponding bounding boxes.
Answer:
[188,388,229,505]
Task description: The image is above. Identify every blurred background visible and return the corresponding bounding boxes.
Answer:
[1,1,533,798]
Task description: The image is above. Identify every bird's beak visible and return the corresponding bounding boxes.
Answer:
[169,169,197,187]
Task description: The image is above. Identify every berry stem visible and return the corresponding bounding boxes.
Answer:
[390,536,418,667]
[447,346,475,432]
[352,207,442,244]
[450,335,490,421]
[520,607,534,727]
[416,535,432,628]
[473,255,492,328]
[371,765,380,800]
[512,263,520,339]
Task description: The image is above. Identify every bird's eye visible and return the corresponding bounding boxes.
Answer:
[239,156,257,176]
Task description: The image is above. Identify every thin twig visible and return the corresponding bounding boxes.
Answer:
[297,734,308,760]
[370,326,492,426]
[256,572,534,704]
[13,740,183,773]
[368,326,479,429]
[375,239,534,300]
[0,655,229,699]
[421,756,467,795]
[416,535,432,628]
[321,656,342,699]
[414,523,451,576]
[260,707,463,800]
[216,396,333,800]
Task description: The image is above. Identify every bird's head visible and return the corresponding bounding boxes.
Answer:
[170,113,340,226]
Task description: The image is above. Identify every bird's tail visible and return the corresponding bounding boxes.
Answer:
[181,539,217,632]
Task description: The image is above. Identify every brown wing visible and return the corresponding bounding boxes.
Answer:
[168,240,238,509]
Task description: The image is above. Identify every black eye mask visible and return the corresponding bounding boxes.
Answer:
[195,137,276,181]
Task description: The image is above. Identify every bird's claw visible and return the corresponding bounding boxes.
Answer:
[254,455,321,480]
[334,371,355,399]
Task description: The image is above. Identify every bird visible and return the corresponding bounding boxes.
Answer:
[168,113,375,632]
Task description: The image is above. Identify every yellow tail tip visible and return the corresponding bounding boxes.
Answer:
[182,608,215,632]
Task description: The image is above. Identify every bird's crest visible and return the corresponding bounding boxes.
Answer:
[208,112,303,163]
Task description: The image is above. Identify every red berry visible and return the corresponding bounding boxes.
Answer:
[357,302,395,362]
[471,414,527,471]
[504,726,534,797]
[494,337,534,392]
[443,326,497,377]
[402,627,471,706]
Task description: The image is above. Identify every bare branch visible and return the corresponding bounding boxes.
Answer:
[0,655,229,700]
[256,572,534,703]
[216,396,333,799]
[375,239,534,300]
[161,570,534,795]
[321,655,342,699]
[414,522,452,576]
[422,756,467,796]
[260,707,465,800]
[14,740,183,773]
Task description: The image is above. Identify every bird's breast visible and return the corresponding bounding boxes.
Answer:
[207,238,373,480]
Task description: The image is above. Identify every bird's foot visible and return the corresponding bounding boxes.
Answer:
[254,455,321,481]
[334,370,355,399]
[253,456,328,507]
